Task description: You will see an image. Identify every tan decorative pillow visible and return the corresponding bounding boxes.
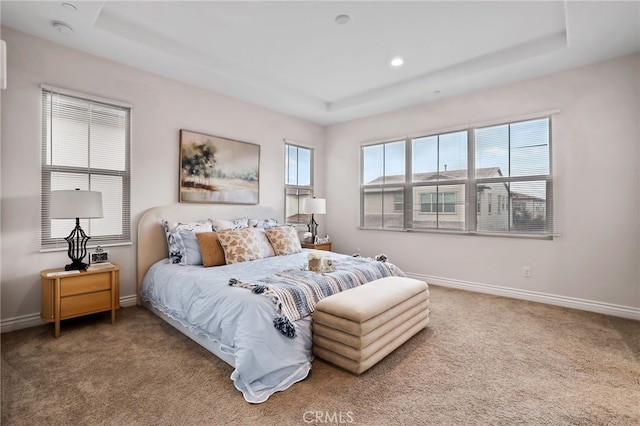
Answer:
[265,226,302,256]
[195,232,226,267]
[216,227,262,264]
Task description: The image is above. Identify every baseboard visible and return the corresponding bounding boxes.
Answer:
[1,294,139,333]
[119,294,138,308]
[407,272,640,321]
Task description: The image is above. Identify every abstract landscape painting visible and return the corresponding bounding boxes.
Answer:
[179,130,260,204]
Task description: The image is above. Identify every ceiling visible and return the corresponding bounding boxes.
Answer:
[1,1,639,125]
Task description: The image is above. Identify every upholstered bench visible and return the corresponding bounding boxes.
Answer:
[312,276,429,374]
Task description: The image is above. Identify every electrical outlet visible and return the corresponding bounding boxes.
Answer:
[523,266,531,278]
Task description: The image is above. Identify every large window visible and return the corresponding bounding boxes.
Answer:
[285,142,313,227]
[41,86,131,249]
[361,116,554,236]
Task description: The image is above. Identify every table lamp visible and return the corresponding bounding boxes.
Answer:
[50,189,103,270]
[302,197,326,244]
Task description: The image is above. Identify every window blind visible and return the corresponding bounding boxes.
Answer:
[41,86,131,249]
[474,117,553,235]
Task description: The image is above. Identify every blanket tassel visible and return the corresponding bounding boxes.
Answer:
[273,316,296,339]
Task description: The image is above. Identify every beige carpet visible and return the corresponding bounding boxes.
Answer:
[2,286,638,425]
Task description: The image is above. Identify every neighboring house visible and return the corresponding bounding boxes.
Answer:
[475,168,510,232]
[364,167,511,231]
[510,191,547,232]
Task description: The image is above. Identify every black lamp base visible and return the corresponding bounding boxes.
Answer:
[307,214,318,244]
[65,261,88,271]
[63,218,91,271]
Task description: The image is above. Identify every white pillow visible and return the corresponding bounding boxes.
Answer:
[162,219,213,264]
[248,218,279,228]
[210,218,237,232]
[253,228,276,258]
[176,230,203,265]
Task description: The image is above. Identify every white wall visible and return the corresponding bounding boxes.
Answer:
[325,53,640,314]
[0,27,325,325]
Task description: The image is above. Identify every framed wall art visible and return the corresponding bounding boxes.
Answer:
[179,129,260,204]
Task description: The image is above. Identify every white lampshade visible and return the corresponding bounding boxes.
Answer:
[302,198,326,214]
[50,190,103,219]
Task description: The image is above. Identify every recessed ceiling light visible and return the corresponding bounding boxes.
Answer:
[52,21,73,35]
[335,14,350,25]
[390,57,404,67]
[61,3,77,12]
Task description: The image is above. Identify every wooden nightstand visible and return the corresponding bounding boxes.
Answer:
[40,263,120,338]
[301,242,332,251]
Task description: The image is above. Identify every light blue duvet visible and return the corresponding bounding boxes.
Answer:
[141,250,353,403]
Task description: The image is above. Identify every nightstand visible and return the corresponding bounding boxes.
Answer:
[301,242,332,251]
[40,263,120,338]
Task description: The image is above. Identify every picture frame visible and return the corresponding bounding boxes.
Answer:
[90,247,109,264]
[179,129,260,204]
[91,251,109,263]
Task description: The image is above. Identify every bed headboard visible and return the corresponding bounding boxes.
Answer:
[136,203,281,304]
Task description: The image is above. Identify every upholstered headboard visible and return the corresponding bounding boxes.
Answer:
[136,203,281,304]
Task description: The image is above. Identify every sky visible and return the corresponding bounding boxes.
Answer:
[362,118,549,197]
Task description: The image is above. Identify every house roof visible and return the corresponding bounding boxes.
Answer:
[365,167,502,185]
[511,192,545,202]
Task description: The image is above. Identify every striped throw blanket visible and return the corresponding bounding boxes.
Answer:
[229,257,405,338]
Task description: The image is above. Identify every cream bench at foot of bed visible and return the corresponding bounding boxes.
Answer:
[312,276,429,374]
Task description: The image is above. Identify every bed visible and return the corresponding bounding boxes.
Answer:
[136,203,405,403]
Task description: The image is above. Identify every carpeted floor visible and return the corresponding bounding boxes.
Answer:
[2,285,638,425]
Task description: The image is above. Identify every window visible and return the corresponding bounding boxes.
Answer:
[285,142,313,227]
[411,130,467,230]
[361,116,554,236]
[419,192,456,213]
[394,194,403,212]
[420,193,434,213]
[361,141,405,228]
[475,118,551,234]
[41,86,131,249]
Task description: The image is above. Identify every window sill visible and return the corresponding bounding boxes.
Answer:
[358,227,555,240]
[40,241,133,253]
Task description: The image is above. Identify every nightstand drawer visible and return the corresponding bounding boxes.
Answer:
[60,273,111,297]
[61,290,112,318]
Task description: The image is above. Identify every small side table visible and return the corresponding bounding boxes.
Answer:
[301,242,332,251]
[40,263,120,337]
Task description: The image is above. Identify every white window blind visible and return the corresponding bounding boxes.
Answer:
[474,117,552,234]
[41,86,131,249]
